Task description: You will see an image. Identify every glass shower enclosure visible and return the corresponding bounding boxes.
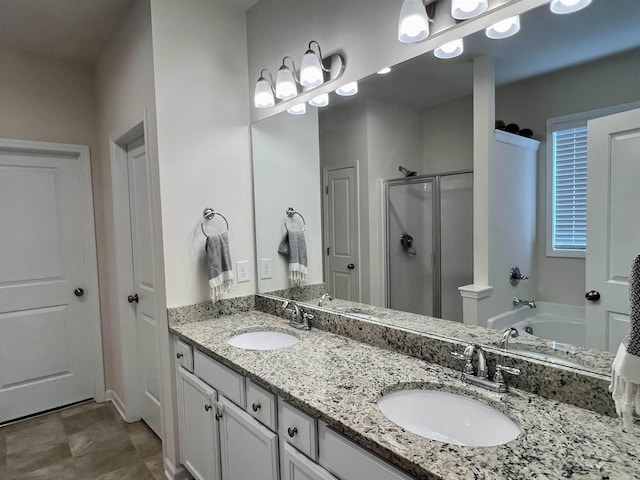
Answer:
[384,171,473,322]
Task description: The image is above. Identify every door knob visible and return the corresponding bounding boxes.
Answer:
[347,263,355,270]
[74,288,85,297]
[127,294,139,304]
[585,290,601,302]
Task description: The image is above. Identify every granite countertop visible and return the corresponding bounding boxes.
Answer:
[170,311,639,480]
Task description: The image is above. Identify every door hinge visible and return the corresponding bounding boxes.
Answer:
[327,247,330,256]
[325,185,329,194]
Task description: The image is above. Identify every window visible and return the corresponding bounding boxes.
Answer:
[546,101,640,258]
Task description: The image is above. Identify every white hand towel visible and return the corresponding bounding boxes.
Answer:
[206,232,234,302]
[610,254,640,431]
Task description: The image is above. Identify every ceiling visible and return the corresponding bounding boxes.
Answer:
[0,0,260,63]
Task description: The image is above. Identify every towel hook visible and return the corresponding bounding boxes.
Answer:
[201,208,229,237]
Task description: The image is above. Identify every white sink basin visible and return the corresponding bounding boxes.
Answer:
[227,331,299,350]
[378,389,519,447]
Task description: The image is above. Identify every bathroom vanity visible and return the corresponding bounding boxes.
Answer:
[169,307,640,480]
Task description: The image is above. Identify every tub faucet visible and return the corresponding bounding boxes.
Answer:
[318,293,333,307]
[500,326,519,350]
[513,296,536,309]
[282,300,312,330]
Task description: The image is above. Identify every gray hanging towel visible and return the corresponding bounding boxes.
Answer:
[206,232,234,302]
[278,219,308,287]
[610,254,640,431]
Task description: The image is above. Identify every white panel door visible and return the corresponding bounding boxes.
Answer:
[0,150,94,422]
[126,137,161,435]
[324,166,359,301]
[219,395,279,480]
[585,108,640,350]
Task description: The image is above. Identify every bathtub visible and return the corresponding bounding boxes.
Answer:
[487,301,585,347]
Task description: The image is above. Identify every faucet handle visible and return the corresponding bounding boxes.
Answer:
[493,364,521,384]
[451,348,474,375]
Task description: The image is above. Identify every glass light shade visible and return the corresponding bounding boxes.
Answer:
[254,77,275,108]
[550,0,592,14]
[308,93,329,107]
[275,66,297,100]
[377,67,392,75]
[398,0,429,44]
[300,50,324,87]
[486,15,521,39]
[335,81,358,96]
[434,39,464,59]
[287,103,306,115]
[451,0,488,20]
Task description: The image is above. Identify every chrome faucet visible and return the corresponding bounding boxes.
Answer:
[513,296,536,309]
[318,293,333,307]
[451,343,520,393]
[282,300,313,330]
[500,326,519,350]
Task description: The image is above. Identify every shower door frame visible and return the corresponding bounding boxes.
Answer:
[383,169,473,318]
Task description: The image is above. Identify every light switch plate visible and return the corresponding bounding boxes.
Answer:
[260,258,273,279]
[236,260,250,283]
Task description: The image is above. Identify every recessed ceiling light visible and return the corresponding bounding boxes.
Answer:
[377,67,392,75]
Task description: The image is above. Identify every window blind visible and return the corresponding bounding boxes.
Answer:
[552,126,587,251]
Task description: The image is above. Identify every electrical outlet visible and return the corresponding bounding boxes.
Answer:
[236,260,250,283]
[260,258,273,279]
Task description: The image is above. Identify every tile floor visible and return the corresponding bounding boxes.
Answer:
[0,401,163,480]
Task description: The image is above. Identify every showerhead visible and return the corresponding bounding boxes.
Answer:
[398,165,417,177]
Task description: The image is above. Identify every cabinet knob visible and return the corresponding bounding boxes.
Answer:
[287,427,298,438]
[252,403,261,412]
[205,404,212,412]
[176,353,184,359]
[215,412,223,421]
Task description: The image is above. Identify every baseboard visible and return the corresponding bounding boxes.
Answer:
[105,389,128,422]
[164,457,190,480]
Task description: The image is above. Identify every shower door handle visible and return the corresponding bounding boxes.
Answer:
[347,263,355,270]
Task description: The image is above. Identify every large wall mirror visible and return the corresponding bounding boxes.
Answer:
[251,0,640,376]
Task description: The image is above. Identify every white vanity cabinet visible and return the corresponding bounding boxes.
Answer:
[176,366,222,480]
[218,395,279,480]
[282,442,338,480]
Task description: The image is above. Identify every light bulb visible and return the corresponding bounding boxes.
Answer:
[451,0,488,20]
[398,0,429,44]
[335,81,358,96]
[434,39,464,59]
[275,66,297,100]
[308,93,329,107]
[287,103,306,115]
[300,50,324,87]
[254,77,275,108]
[550,0,591,14]
[486,15,521,39]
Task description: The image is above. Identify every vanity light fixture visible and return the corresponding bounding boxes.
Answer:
[254,69,276,108]
[485,15,521,39]
[287,103,307,115]
[451,0,488,20]
[335,81,358,96]
[308,93,329,107]
[275,56,298,100]
[300,41,327,87]
[550,0,591,14]
[434,38,464,59]
[398,0,436,44]
[377,67,392,75]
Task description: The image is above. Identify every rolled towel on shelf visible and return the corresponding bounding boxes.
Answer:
[206,232,234,303]
[278,218,308,287]
[610,254,640,431]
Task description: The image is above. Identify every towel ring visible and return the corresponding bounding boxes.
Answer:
[285,207,306,231]
[201,208,229,237]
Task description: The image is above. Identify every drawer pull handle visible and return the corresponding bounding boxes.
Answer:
[176,353,184,359]
[205,404,212,412]
[215,412,223,421]
[252,403,261,412]
[287,427,298,438]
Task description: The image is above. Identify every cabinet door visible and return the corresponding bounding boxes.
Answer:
[177,366,222,480]
[282,442,338,480]
[219,395,278,480]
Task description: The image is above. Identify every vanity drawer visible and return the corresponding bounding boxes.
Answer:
[246,379,277,430]
[278,399,317,460]
[175,339,193,372]
[194,350,245,408]
[318,422,414,480]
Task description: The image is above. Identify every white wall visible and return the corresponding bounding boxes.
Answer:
[151,0,254,308]
[252,109,323,292]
